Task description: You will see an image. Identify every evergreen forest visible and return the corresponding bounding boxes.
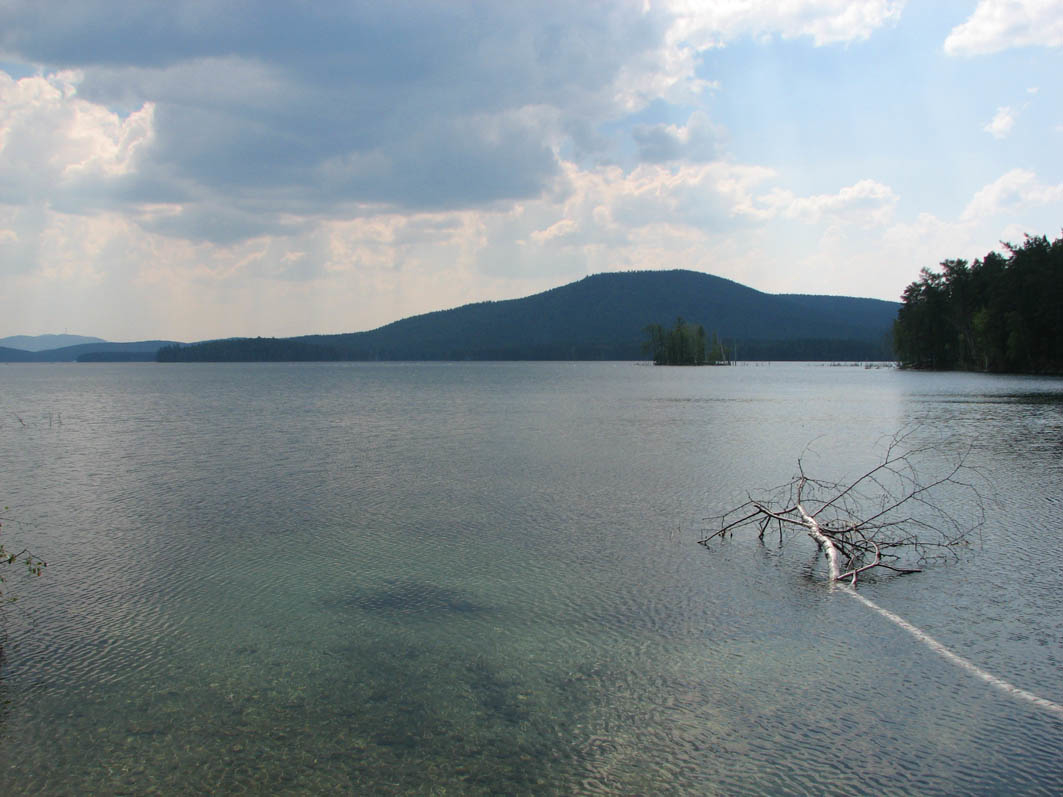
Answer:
[156,338,342,362]
[893,233,1063,373]
[644,319,729,365]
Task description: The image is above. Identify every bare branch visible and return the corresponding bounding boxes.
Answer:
[698,428,984,584]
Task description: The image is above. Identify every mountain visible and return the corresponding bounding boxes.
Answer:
[285,270,898,361]
[0,345,40,362]
[0,333,105,351]
[0,340,179,362]
[7,270,900,364]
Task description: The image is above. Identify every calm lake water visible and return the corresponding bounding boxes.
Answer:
[0,362,1061,794]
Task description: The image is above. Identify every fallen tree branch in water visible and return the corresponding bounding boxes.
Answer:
[698,431,1063,720]
[699,428,985,585]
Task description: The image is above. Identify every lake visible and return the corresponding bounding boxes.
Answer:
[0,362,1061,794]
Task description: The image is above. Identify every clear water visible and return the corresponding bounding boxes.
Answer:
[0,362,1061,794]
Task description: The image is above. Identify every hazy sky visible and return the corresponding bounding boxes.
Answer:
[2,1,1061,341]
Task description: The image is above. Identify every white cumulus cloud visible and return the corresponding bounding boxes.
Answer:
[0,70,155,206]
[664,0,905,47]
[756,179,898,225]
[983,106,1016,138]
[962,168,1063,219]
[945,0,1063,55]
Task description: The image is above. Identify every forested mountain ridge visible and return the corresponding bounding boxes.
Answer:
[0,345,40,362]
[893,234,1063,373]
[0,333,105,351]
[289,270,897,361]
[2,270,899,363]
[0,340,178,362]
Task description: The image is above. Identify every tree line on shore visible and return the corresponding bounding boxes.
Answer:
[156,338,343,362]
[893,233,1063,373]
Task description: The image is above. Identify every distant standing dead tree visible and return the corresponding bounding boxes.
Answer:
[0,510,46,603]
[699,429,985,585]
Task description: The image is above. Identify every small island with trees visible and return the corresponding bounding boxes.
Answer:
[643,318,731,365]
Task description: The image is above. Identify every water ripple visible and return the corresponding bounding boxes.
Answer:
[2,363,1063,794]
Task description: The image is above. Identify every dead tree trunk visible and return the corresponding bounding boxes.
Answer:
[697,433,1063,720]
[699,429,984,586]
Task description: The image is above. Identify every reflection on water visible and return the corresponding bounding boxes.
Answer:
[1,362,1062,794]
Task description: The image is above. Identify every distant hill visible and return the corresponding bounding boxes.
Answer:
[288,270,898,361]
[0,340,179,362]
[4,271,900,364]
[0,333,105,351]
[0,345,39,362]
[159,270,896,362]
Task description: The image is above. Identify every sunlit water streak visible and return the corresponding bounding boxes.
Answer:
[0,362,1061,794]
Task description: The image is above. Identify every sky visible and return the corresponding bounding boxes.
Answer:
[1,0,1061,342]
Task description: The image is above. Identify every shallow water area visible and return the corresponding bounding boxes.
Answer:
[1,362,1061,794]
